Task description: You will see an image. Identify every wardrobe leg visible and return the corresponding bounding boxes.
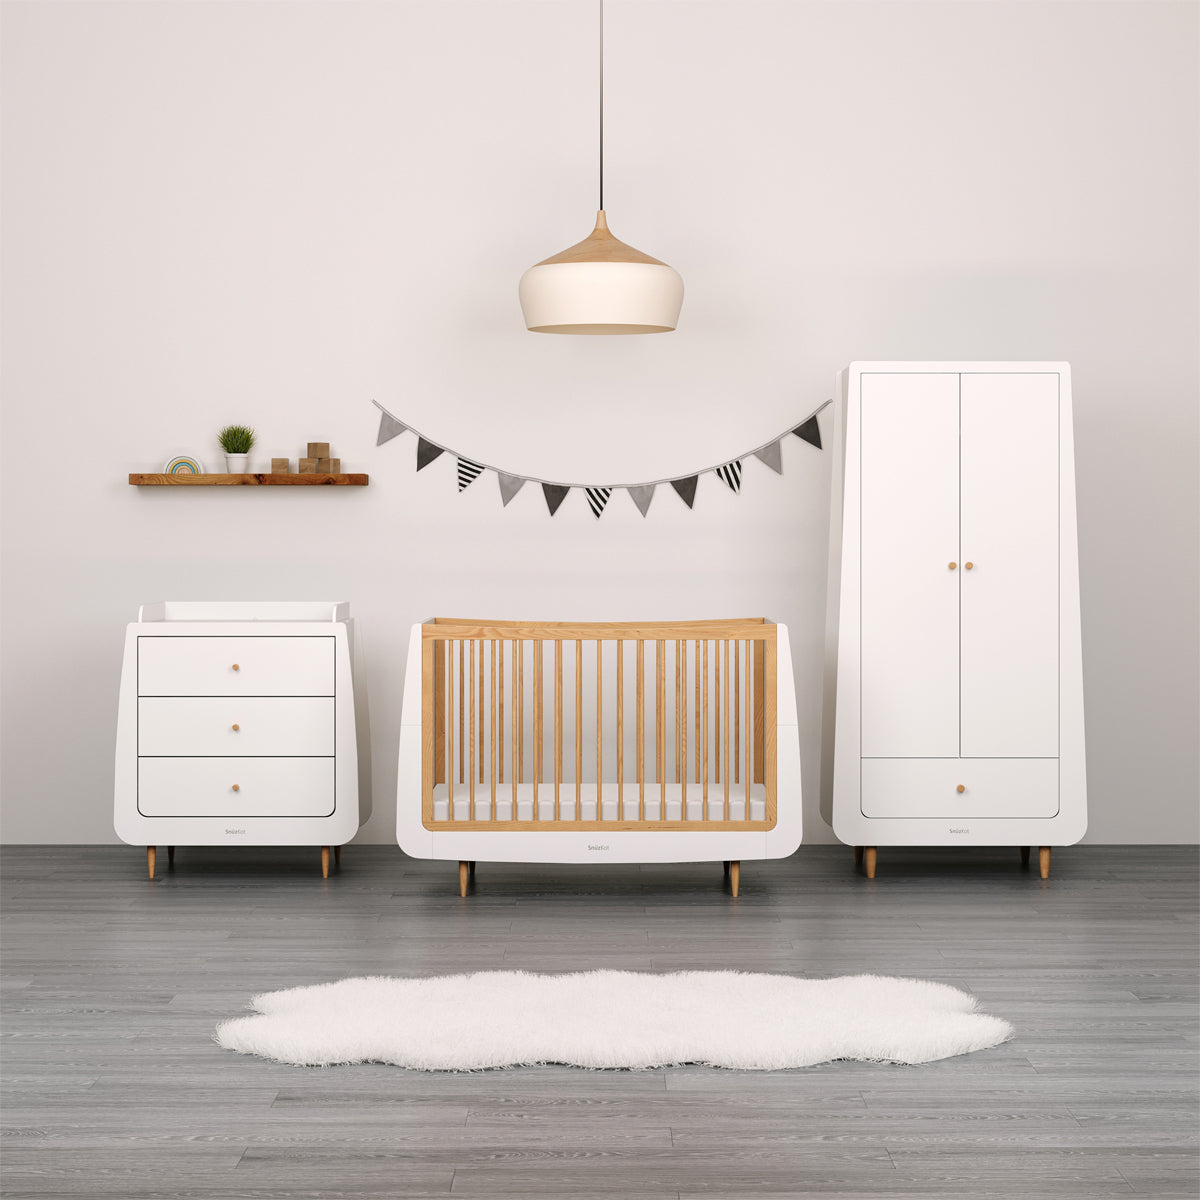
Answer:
[458,861,469,897]
[864,847,877,879]
[1039,846,1051,879]
[321,847,330,879]
[854,846,864,870]
[729,861,740,898]
[334,846,341,868]
[167,846,175,868]
[1020,846,1031,869]
[146,847,156,880]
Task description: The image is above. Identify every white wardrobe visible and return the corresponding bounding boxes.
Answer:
[824,363,1086,878]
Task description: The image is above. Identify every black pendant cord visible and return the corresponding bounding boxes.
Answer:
[598,0,604,211]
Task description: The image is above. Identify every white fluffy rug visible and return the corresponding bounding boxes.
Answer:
[215,970,1012,1070]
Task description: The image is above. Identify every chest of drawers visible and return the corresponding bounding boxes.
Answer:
[114,602,367,878]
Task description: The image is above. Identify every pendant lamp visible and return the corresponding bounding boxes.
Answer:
[519,1,683,334]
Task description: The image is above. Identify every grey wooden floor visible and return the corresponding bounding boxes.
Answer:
[1,845,1197,1199]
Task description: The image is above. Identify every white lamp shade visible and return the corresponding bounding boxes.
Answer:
[519,211,683,335]
[519,261,684,334]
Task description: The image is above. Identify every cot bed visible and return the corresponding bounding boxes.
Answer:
[397,618,802,895]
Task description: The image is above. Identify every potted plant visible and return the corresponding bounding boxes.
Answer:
[217,424,256,473]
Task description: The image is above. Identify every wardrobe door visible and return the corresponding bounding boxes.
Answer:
[860,373,961,758]
[960,373,1060,758]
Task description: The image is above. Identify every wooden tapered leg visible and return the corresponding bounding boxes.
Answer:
[1039,846,1051,879]
[1020,846,1031,869]
[146,847,155,880]
[458,861,469,897]
[334,846,341,868]
[729,861,740,898]
[864,847,877,879]
[321,846,330,879]
[854,846,864,869]
[167,846,175,868]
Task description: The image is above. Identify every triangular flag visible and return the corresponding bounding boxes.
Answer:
[715,460,743,493]
[585,487,612,518]
[457,458,483,491]
[542,483,569,516]
[670,476,699,508]
[753,440,783,474]
[627,485,655,517]
[376,411,407,445]
[792,415,822,449]
[498,473,526,507]
[416,438,444,471]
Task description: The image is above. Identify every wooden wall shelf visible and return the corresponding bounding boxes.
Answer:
[129,474,368,487]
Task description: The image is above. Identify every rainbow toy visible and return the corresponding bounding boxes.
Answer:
[163,455,205,475]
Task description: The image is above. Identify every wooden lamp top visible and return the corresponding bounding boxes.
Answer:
[532,211,669,268]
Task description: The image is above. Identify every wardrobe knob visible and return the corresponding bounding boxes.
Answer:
[231,663,240,671]
[231,724,240,732]
[231,784,240,792]
[956,784,966,793]
[948,562,957,570]
[964,562,974,570]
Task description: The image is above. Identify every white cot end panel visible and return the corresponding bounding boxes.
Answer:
[960,373,1060,758]
[861,758,1059,819]
[859,373,960,757]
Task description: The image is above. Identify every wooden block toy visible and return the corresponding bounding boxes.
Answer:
[317,458,331,473]
[299,458,318,474]
[271,458,291,474]
[307,442,330,459]
[316,457,342,474]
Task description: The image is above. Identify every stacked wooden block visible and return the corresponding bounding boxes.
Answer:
[271,443,340,475]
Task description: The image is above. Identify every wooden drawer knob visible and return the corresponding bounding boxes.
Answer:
[231,784,240,792]
[231,663,240,671]
[948,562,957,570]
[964,562,974,570]
[956,784,965,793]
[231,724,240,732]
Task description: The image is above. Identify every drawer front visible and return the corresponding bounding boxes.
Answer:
[138,757,335,818]
[861,758,1059,819]
[138,636,334,696]
[138,697,334,757]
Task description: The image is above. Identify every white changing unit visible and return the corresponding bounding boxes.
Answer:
[115,601,366,878]
[823,364,1086,879]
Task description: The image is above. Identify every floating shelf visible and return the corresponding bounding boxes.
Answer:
[129,473,368,487]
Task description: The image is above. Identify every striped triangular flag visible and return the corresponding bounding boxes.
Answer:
[497,473,526,506]
[457,458,483,491]
[753,440,783,474]
[376,410,407,445]
[627,485,655,517]
[585,487,612,518]
[715,460,743,493]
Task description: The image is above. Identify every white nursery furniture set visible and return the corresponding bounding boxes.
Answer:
[114,601,366,879]
[115,363,1085,889]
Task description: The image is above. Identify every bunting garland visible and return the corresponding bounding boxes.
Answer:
[372,397,829,518]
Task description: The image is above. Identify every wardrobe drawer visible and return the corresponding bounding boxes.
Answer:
[861,758,1059,819]
[138,697,335,757]
[137,757,335,818]
[138,636,334,696]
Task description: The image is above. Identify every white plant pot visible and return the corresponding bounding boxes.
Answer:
[224,453,249,473]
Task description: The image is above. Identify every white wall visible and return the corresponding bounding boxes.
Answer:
[2,0,1196,845]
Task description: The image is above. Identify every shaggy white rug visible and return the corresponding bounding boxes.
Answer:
[215,971,1012,1070]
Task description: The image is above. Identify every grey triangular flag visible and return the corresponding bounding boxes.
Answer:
[670,476,699,508]
[792,415,822,449]
[416,438,444,471]
[753,440,783,474]
[627,484,655,517]
[376,411,407,445]
[585,487,612,518]
[498,473,526,507]
[457,458,483,491]
[715,460,743,493]
[542,483,569,516]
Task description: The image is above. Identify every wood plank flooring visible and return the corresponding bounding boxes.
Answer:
[1,845,1196,1199]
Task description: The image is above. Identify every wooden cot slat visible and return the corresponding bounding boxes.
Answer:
[702,640,708,803]
[576,640,582,808]
[534,640,542,807]
[724,639,731,818]
[617,640,624,797]
[511,640,518,809]
[478,640,485,784]
[734,638,740,785]
[518,640,524,784]
[498,640,504,784]
[433,639,445,785]
[596,640,603,807]
[636,640,645,817]
[745,639,752,810]
[656,640,665,808]
[447,639,454,808]
[694,640,700,785]
[555,639,562,819]
[714,644,721,781]
[469,639,476,816]
[680,640,687,805]
[459,640,465,786]
[491,640,497,812]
